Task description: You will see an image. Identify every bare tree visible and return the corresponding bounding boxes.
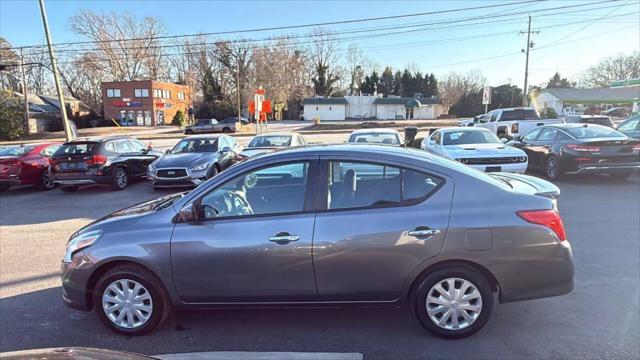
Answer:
[582,52,640,88]
[345,43,368,95]
[0,37,21,92]
[308,27,340,96]
[438,70,486,111]
[24,49,53,94]
[69,10,166,81]
[59,54,103,114]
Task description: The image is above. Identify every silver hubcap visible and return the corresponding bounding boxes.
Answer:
[102,279,153,329]
[43,172,54,188]
[116,170,127,187]
[426,278,482,331]
[547,159,557,178]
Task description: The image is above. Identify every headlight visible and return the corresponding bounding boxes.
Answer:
[63,229,103,263]
[518,156,527,162]
[148,161,157,172]
[456,158,469,164]
[190,163,209,172]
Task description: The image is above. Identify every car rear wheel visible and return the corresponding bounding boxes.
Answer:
[222,127,231,133]
[545,156,562,181]
[413,265,493,338]
[60,185,79,192]
[184,129,194,135]
[112,168,128,190]
[0,183,10,192]
[609,171,632,181]
[93,265,169,336]
[38,171,56,191]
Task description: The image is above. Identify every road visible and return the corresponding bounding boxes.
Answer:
[0,136,638,359]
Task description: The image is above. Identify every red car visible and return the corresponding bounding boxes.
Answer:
[0,143,61,191]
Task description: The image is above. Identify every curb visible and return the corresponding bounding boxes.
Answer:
[156,351,363,360]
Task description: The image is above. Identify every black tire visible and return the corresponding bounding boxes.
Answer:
[609,171,633,181]
[184,129,194,135]
[0,183,10,192]
[413,265,494,339]
[205,164,219,179]
[37,170,56,191]
[60,185,79,192]
[93,265,170,336]
[222,127,231,133]
[544,156,562,181]
[111,167,128,190]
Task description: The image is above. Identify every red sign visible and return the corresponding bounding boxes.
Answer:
[112,100,142,107]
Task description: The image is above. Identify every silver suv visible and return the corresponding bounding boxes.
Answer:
[61,145,573,338]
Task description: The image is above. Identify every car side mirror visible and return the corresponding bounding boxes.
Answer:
[514,135,522,142]
[179,203,197,223]
[220,146,231,153]
[165,149,171,154]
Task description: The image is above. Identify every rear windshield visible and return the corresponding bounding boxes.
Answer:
[54,142,97,157]
[248,136,292,148]
[580,117,614,127]
[0,146,35,156]
[443,130,501,145]
[565,125,626,139]
[500,109,540,121]
[349,133,400,145]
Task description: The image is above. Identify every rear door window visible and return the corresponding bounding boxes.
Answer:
[115,139,134,153]
[537,128,558,141]
[327,161,441,210]
[522,127,542,142]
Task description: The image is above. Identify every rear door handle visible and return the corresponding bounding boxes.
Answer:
[407,229,441,237]
[269,233,300,244]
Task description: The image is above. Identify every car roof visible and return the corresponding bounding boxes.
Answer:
[566,115,609,118]
[66,136,134,143]
[350,128,400,134]
[437,127,492,133]
[184,134,221,140]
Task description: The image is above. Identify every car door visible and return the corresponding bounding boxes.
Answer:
[170,159,319,302]
[192,119,207,133]
[127,139,160,175]
[528,127,558,167]
[312,159,452,301]
[512,127,543,169]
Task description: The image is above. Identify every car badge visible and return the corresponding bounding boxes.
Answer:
[167,171,175,175]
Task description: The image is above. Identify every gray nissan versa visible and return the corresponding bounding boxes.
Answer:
[61,145,573,338]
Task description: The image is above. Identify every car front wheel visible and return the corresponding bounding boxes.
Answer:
[112,167,128,190]
[413,265,493,338]
[93,265,169,336]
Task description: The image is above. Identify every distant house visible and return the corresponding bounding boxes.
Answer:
[301,95,445,121]
[535,86,640,115]
[13,92,89,117]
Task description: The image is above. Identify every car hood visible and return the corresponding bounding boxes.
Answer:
[240,147,277,157]
[443,143,525,158]
[154,152,217,168]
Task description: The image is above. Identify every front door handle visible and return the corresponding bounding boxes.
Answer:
[269,233,300,244]
[407,229,441,237]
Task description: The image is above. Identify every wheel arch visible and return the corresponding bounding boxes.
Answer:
[406,259,501,303]
[85,259,169,311]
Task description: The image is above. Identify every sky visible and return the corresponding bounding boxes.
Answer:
[1,0,638,88]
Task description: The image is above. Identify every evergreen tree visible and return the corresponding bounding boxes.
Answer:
[392,70,403,96]
[379,67,395,96]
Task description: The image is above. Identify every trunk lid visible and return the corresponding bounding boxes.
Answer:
[490,172,560,199]
[51,142,98,173]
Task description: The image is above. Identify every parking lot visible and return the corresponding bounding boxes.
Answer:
[0,132,639,359]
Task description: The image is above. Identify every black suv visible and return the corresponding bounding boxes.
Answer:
[50,136,162,192]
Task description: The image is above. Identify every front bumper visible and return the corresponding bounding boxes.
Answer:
[470,162,527,174]
[61,254,94,312]
[490,241,574,303]
[147,169,207,188]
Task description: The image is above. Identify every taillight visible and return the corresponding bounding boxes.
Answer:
[86,155,107,166]
[566,144,600,152]
[511,123,518,134]
[517,209,567,241]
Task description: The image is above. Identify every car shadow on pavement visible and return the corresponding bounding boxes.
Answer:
[0,287,579,359]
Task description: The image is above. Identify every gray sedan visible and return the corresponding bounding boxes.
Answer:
[146,135,240,189]
[61,145,573,338]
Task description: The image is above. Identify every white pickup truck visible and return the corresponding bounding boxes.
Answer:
[477,107,563,139]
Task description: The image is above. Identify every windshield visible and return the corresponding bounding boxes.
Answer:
[500,109,540,121]
[565,125,626,139]
[443,130,501,145]
[248,135,292,148]
[349,132,400,145]
[171,138,218,153]
[580,117,614,127]
[0,146,35,156]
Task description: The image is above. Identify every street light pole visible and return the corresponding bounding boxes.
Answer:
[237,60,241,128]
[38,0,73,141]
[19,48,30,134]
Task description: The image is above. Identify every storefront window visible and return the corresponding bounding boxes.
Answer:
[134,89,149,98]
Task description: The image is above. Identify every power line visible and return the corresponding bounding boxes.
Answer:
[5,0,628,52]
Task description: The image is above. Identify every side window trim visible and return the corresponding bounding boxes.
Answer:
[317,157,445,213]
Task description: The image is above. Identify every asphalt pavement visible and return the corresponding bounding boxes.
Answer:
[0,143,638,359]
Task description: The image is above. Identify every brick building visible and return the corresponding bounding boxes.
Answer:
[101,80,191,126]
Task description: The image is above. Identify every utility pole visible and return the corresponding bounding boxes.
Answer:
[237,60,241,128]
[519,16,539,107]
[19,48,30,134]
[38,0,73,141]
